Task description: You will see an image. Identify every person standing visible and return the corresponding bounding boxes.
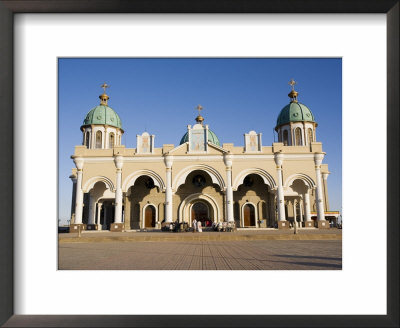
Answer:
[192,218,197,233]
[197,220,202,233]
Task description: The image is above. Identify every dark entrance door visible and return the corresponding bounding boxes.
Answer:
[191,202,209,226]
[100,201,114,230]
[145,205,156,228]
[243,204,255,226]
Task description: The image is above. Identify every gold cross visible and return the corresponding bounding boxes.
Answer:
[101,83,109,93]
[196,104,203,115]
[288,79,296,90]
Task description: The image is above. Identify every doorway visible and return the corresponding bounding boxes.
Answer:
[243,203,256,226]
[191,202,210,226]
[144,205,156,228]
[100,200,114,230]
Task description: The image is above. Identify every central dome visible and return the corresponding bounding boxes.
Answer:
[81,105,122,130]
[179,129,221,146]
[276,102,315,128]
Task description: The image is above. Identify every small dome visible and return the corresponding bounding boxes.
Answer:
[82,105,122,129]
[276,102,315,128]
[180,129,221,146]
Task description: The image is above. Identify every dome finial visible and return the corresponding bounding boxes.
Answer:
[195,104,204,124]
[99,82,110,105]
[288,79,298,103]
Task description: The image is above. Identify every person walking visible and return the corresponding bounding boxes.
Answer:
[192,218,197,233]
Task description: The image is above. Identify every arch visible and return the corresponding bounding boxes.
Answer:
[295,127,303,145]
[173,164,226,191]
[122,170,166,192]
[178,193,221,223]
[95,130,102,149]
[190,201,210,226]
[232,168,276,191]
[109,132,115,148]
[82,176,115,193]
[284,173,316,190]
[85,131,90,148]
[142,203,157,228]
[283,130,289,145]
[241,202,257,227]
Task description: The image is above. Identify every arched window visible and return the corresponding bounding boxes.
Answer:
[85,132,90,148]
[308,128,313,144]
[109,133,115,148]
[295,127,302,145]
[283,130,288,146]
[96,131,102,149]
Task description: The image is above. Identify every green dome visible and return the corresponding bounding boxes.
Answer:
[180,129,221,146]
[82,105,122,129]
[276,102,315,127]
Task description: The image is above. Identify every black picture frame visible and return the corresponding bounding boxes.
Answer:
[0,1,398,327]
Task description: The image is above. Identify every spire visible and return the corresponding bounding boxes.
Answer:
[99,82,110,105]
[288,79,299,103]
[195,104,204,124]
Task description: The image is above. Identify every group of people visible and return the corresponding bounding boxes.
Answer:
[192,219,203,233]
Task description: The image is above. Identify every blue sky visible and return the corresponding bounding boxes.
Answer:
[58,58,342,225]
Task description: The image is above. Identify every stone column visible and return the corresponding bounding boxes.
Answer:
[88,195,96,225]
[322,172,330,211]
[103,205,107,230]
[293,199,297,228]
[111,155,124,231]
[224,154,234,222]
[164,155,173,223]
[96,203,102,230]
[304,191,313,227]
[314,153,328,228]
[269,193,275,227]
[299,198,304,226]
[90,126,95,149]
[69,174,77,223]
[70,158,85,233]
[124,194,131,231]
[274,153,287,229]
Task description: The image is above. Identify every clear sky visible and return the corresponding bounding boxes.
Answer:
[58,58,342,225]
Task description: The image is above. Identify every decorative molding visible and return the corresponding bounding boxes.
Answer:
[283,173,316,190]
[173,164,226,191]
[82,176,115,193]
[122,169,166,192]
[232,168,277,190]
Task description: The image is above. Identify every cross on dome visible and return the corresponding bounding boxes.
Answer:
[288,79,297,91]
[288,79,299,103]
[195,104,204,124]
[101,83,110,93]
[99,82,110,105]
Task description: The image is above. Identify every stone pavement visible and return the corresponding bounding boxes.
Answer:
[58,237,342,270]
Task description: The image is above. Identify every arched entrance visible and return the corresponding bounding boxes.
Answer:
[243,203,256,226]
[144,205,156,228]
[191,201,210,226]
[178,193,220,223]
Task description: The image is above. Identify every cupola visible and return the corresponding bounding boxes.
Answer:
[80,83,124,149]
[275,80,318,146]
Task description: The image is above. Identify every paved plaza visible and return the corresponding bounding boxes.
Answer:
[58,234,342,270]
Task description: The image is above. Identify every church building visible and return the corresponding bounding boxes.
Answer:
[69,80,336,232]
